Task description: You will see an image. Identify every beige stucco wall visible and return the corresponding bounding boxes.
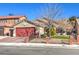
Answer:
[4,27,10,35]
[5,19,15,27]
[19,16,26,21]
[36,27,44,35]
[14,21,36,28]
[38,27,44,35]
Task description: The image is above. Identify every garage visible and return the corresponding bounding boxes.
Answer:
[13,20,39,37]
[16,27,35,37]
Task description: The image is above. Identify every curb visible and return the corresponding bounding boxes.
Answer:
[0,43,79,49]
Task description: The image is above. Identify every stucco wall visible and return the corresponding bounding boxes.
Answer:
[14,21,36,28]
[36,27,44,35]
[19,16,26,21]
[4,27,10,35]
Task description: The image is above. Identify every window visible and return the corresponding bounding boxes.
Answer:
[15,19,20,23]
[0,20,4,23]
[0,19,7,23]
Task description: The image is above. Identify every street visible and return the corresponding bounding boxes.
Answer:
[0,45,79,55]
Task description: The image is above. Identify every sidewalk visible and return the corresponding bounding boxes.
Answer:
[0,43,79,49]
[0,36,8,39]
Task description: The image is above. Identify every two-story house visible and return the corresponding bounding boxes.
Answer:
[0,15,43,37]
[0,16,26,36]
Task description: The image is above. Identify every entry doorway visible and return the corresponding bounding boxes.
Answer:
[9,29,14,37]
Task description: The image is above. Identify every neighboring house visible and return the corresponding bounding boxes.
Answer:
[34,17,59,27]
[33,19,48,27]
[69,18,79,35]
[32,17,59,36]
[32,18,49,36]
[42,17,59,28]
[75,18,79,35]
[56,19,73,35]
[32,20,45,36]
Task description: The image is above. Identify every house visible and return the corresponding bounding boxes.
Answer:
[33,17,59,28]
[13,20,44,37]
[75,18,79,35]
[13,20,38,37]
[32,17,59,36]
[0,15,45,37]
[0,16,26,36]
[56,19,73,35]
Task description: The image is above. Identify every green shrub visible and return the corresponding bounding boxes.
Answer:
[52,35,70,39]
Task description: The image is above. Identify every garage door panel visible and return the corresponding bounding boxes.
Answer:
[16,27,35,37]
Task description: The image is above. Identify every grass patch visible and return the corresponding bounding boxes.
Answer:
[52,35,70,39]
[52,35,70,42]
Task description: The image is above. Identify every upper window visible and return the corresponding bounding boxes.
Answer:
[15,19,20,23]
[0,19,7,23]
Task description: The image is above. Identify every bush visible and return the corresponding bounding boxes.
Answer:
[41,34,47,38]
[52,35,70,42]
[50,27,56,36]
[44,25,57,37]
[52,35,70,39]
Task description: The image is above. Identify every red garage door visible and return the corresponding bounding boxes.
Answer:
[16,27,35,37]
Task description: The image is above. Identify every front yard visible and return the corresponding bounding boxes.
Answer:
[30,35,70,44]
[0,35,70,44]
[52,35,70,42]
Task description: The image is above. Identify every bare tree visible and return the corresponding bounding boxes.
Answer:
[40,3,62,38]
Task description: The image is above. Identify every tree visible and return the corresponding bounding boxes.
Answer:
[44,25,56,37]
[69,16,77,27]
[56,26,65,35]
[41,4,62,38]
[50,25,56,36]
[68,16,78,40]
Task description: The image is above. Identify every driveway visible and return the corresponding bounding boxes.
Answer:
[0,37,25,43]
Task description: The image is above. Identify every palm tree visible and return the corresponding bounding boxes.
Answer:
[69,16,77,27]
[69,16,78,40]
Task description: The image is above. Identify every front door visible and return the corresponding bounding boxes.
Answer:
[10,29,14,37]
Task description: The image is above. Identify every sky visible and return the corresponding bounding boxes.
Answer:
[0,3,79,20]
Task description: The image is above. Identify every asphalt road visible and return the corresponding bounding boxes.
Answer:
[0,46,79,55]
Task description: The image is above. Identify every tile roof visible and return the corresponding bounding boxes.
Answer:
[13,20,41,27]
[33,18,59,27]
[33,20,48,27]
[0,16,25,19]
[0,16,26,27]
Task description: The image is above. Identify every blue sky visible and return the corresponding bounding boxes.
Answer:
[0,3,79,20]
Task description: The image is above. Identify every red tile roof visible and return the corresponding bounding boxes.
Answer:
[0,16,25,19]
[0,16,26,27]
